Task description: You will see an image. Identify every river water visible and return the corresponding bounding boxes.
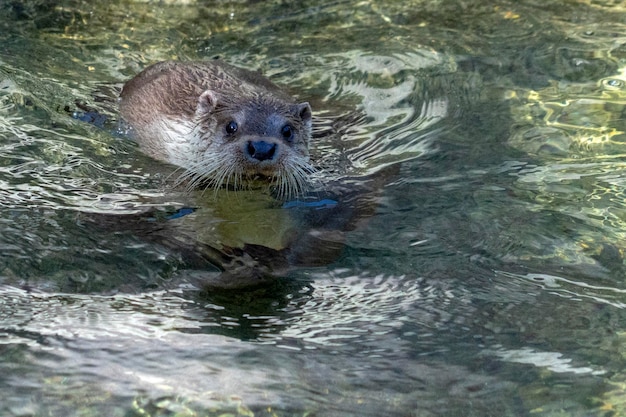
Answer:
[2,0,626,416]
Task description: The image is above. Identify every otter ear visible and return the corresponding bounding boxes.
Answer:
[196,90,218,115]
[296,102,312,123]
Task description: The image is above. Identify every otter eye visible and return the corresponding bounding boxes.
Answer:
[281,124,294,141]
[225,121,238,135]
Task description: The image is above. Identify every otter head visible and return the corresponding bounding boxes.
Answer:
[183,89,313,199]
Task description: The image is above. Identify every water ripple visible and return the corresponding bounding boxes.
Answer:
[496,270,626,309]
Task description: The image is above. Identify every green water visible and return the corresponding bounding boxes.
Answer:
[2,0,626,415]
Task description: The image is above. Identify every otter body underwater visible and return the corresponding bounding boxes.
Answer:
[119,60,314,199]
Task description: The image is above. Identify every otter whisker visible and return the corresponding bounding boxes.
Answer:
[180,153,235,193]
[221,162,239,187]
[279,157,314,199]
[275,168,289,200]
[167,166,191,188]
[277,163,306,200]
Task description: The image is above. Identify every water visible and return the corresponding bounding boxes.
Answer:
[2,0,626,415]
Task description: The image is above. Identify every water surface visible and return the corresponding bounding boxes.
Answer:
[2,0,626,416]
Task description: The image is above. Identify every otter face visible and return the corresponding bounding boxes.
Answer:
[180,90,313,198]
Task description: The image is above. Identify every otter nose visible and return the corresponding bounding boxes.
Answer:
[247,140,277,161]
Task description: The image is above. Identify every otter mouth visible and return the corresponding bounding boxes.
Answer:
[241,165,281,180]
[243,172,279,184]
[249,173,274,180]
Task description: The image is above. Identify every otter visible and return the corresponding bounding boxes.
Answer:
[119,60,314,198]
[75,60,387,290]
